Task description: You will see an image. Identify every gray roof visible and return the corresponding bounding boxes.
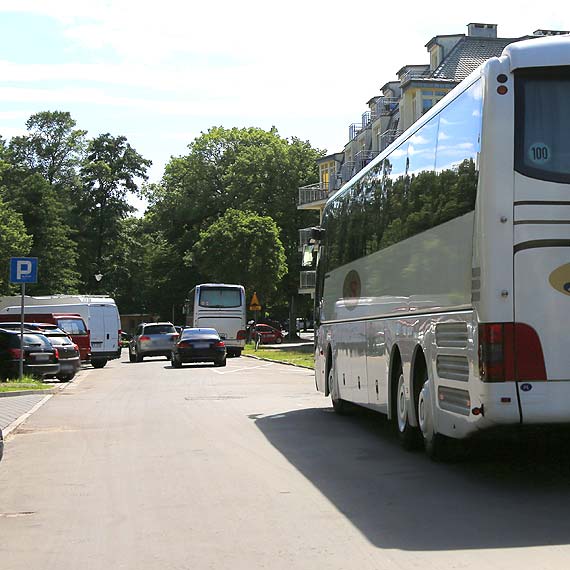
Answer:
[430,36,528,81]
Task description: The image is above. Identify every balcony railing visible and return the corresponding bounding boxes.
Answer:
[349,123,362,140]
[355,150,379,171]
[298,227,314,251]
[380,129,403,151]
[362,111,372,129]
[400,68,431,83]
[298,183,330,206]
[299,270,316,290]
[339,161,356,184]
[372,97,399,119]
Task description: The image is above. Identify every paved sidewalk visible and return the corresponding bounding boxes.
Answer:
[0,394,50,431]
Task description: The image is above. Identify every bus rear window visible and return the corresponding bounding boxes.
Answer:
[515,66,570,183]
[199,288,241,308]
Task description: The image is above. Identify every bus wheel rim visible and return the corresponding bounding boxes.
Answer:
[397,374,407,432]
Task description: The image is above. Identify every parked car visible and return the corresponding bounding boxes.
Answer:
[0,329,60,379]
[129,322,179,362]
[253,324,284,344]
[0,427,3,462]
[41,331,81,382]
[171,328,226,368]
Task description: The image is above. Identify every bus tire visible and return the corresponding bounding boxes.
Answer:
[395,368,421,450]
[328,365,348,414]
[418,379,458,462]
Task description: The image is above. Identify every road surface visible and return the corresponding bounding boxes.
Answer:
[1,355,570,569]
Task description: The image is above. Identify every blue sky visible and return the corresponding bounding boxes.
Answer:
[0,1,567,212]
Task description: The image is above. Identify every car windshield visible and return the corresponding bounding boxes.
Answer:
[181,328,219,339]
[144,324,176,335]
[57,319,88,335]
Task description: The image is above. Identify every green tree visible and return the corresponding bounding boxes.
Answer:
[191,209,287,304]
[146,127,322,317]
[76,133,151,285]
[0,195,33,294]
[1,171,80,294]
[9,111,86,187]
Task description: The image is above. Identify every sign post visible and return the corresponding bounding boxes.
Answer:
[9,257,38,380]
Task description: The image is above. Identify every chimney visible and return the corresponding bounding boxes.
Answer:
[467,23,498,38]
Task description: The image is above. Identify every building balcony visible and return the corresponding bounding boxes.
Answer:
[372,97,399,119]
[362,111,372,129]
[380,129,403,151]
[400,68,431,84]
[298,183,332,209]
[349,123,362,140]
[298,227,314,251]
[299,270,316,294]
[355,150,379,171]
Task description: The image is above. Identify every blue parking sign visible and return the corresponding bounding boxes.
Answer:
[9,257,38,284]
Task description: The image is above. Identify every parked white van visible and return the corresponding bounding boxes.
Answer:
[0,295,121,368]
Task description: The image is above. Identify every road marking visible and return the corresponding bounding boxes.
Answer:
[211,363,274,375]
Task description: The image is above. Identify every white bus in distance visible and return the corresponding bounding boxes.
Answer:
[184,284,246,357]
[313,35,570,459]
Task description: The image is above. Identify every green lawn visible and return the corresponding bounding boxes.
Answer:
[0,376,55,393]
[243,344,315,369]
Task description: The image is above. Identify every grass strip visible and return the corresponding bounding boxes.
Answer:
[0,375,54,393]
[243,344,314,369]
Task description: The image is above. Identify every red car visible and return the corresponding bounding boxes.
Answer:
[253,324,283,344]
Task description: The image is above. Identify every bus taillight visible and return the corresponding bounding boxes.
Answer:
[479,323,546,382]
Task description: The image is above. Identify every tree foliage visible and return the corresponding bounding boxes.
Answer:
[192,209,287,304]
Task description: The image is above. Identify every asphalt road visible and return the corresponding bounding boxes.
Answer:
[1,355,570,569]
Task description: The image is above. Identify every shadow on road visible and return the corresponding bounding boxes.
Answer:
[253,406,570,551]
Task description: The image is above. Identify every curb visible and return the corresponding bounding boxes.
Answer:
[243,354,314,370]
[3,394,54,437]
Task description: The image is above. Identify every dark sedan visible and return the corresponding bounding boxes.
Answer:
[0,329,60,379]
[171,328,227,368]
[42,332,81,382]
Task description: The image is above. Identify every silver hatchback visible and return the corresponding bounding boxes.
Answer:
[128,322,179,362]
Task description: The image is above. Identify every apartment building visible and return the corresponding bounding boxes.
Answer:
[297,23,568,295]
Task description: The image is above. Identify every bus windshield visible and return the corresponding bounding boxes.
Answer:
[199,287,241,308]
[515,66,570,183]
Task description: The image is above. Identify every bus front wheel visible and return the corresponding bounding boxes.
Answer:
[328,365,348,414]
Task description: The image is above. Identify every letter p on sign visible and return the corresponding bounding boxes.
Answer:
[9,257,38,284]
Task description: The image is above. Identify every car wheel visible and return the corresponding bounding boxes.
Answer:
[171,356,182,369]
[214,358,227,367]
[92,359,107,369]
[56,374,74,382]
[275,337,283,344]
[129,351,136,363]
[135,351,143,363]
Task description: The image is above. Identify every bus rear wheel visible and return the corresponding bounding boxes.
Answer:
[418,379,458,461]
[395,369,421,450]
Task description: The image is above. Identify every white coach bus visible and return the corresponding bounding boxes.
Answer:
[184,284,247,357]
[313,35,570,459]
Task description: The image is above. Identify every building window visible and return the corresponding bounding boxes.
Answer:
[421,89,448,115]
